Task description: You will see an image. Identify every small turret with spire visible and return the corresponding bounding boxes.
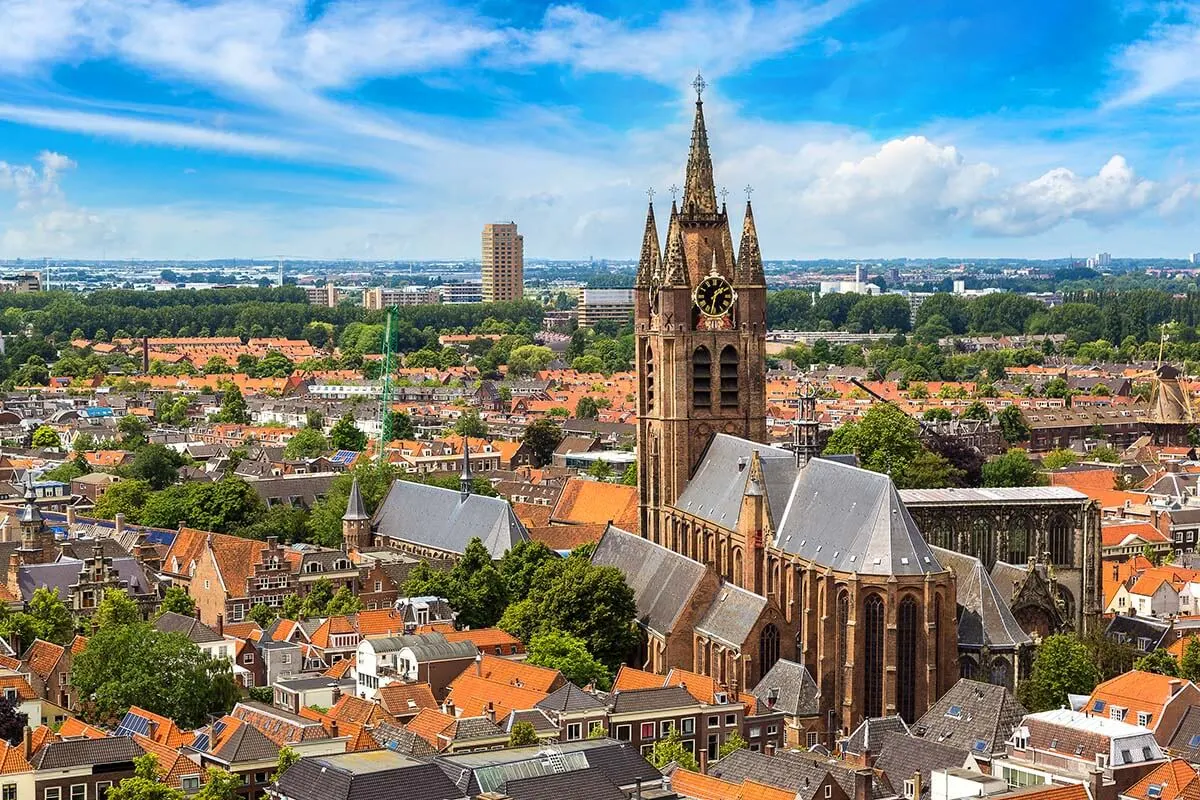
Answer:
[662,202,688,287]
[16,473,53,565]
[459,440,473,501]
[736,195,765,286]
[341,477,370,555]
[635,194,661,288]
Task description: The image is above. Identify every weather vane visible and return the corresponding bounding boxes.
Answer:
[719,186,729,205]
[744,184,754,201]
[646,187,655,202]
[669,184,680,202]
[692,72,706,99]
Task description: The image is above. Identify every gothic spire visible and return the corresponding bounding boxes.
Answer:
[663,201,689,286]
[342,478,368,521]
[635,199,661,288]
[736,199,764,285]
[682,75,718,217]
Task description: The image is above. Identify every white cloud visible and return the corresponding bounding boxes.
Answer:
[972,156,1161,237]
[1108,8,1200,107]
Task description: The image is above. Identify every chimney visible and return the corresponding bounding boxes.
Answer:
[216,614,224,636]
[912,770,923,800]
[330,720,339,739]
[114,513,125,536]
[1089,768,1106,800]
[634,778,643,800]
[22,725,31,759]
[66,506,76,527]
[331,684,343,705]
[765,743,776,757]
[854,768,873,800]
[486,702,495,724]
[266,536,278,550]
[443,699,456,717]
[1170,679,1184,696]
[475,652,482,677]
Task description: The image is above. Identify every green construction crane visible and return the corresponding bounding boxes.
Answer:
[377,305,397,464]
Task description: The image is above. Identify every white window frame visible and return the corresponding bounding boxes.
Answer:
[615,724,632,742]
[566,723,582,741]
[44,789,61,800]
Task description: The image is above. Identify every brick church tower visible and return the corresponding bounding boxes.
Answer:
[635,74,768,543]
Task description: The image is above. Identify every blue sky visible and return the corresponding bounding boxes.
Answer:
[1,0,1199,261]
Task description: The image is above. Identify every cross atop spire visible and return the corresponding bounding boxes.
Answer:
[692,71,706,99]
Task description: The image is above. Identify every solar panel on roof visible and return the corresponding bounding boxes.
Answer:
[1190,734,1200,748]
[114,711,151,738]
[191,732,210,752]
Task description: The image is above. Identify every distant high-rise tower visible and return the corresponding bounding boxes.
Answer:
[481,222,524,303]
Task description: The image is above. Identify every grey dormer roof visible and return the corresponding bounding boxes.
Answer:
[695,582,767,649]
[591,526,706,636]
[931,547,1032,650]
[372,480,528,560]
[751,659,820,718]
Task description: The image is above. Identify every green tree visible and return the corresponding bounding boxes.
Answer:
[1134,649,1180,677]
[575,396,600,419]
[498,540,558,603]
[216,384,250,425]
[1181,637,1200,683]
[126,444,185,490]
[73,432,97,453]
[329,413,367,452]
[454,409,488,439]
[107,753,185,800]
[404,539,508,629]
[621,462,637,485]
[31,425,62,450]
[506,344,554,376]
[284,427,328,459]
[247,603,277,629]
[508,720,540,747]
[1018,634,1100,711]
[897,450,964,489]
[273,746,300,783]
[982,449,1045,488]
[922,408,952,422]
[300,579,335,619]
[93,479,152,522]
[118,414,149,449]
[823,404,921,478]
[159,586,196,618]
[0,587,76,645]
[1042,449,1079,470]
[527,631,612,689]
[1090,445,1121,463]
[959,401,991,421]
[305,409,324,431]
[325,586,363,617]
[718,731,748,759]
[522,419,562,467]
[587,459,613,480]
[648,729,698,771]
[72,622,238,728]
[95,589,142,629]
[997,406,1031,443]
[306,461,396,548]
[196,767,243,800]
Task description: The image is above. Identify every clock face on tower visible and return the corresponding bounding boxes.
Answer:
[693,275,735,317]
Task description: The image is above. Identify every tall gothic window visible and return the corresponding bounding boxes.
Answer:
[719,346,739,408]
[897,597,919,723]
[1049,515,1073,565]
[835,590,849,724]
[863,593,885,719]
[759,624,780,680]
[934,594,943,690]
[644,342,655,414]
[692,346,712,408]
[975,518,994,568]
[1008,516,1032,564]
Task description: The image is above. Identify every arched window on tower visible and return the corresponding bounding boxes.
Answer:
[719,346,739,408]
[692,346,712,409]
[759,624,780,680]
[1049,515,1074,566]
[863,593,885,719]
[644,342,655,414]
[897,597,919,723]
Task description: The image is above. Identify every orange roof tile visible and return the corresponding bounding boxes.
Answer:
[670,769,743,800]
[57,717,108,739]
[375,683,437,716]
[325,695,397,727]
[0,675,36,700]
[614,666,663,692]
[1126,759,1200,800]
[324,656,356,679]
[445,673,549,719]
[739,780,797,800]
[125,706,194,748]
[527,523,608,551]
[442,628,523,652]
[222,622,263,641]
[353,609,409,637]
[0,742,30,775]
[22,640,64,680]
[69,636,88,655]
[133,733,202,787]
[476,654,561,693]
[1087,671,1198,731]
[406,708,456,750]
[551,478,639,532]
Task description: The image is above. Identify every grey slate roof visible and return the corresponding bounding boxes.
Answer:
[695,582,767,649]
[931,547,1032,650]
[209,719,280,763]
[18,555,155,601]
[505,770,626,800]
[874,731,970,800]
[154,610,224,643]
[275,753,464,800]
[675,435,796,530]
[751,659,820,718]
[371,721,438,758]
[536,683,608,715]
[365,632,477,662]
[343,478,369,521]
[32,736,145,769]
[610,686,698,714]
[504,708,559,736]
[711,748,890,800]
[591,526,706,635]
[843,716,910,756]
[1105,613,1172,651]
[1165,704,1200,761]
[372,479,529,559]
[775,457,942,576]
[912,678,1028,756]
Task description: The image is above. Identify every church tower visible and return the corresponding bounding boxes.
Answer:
[636,74,768,543]
[342,478,370,555]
